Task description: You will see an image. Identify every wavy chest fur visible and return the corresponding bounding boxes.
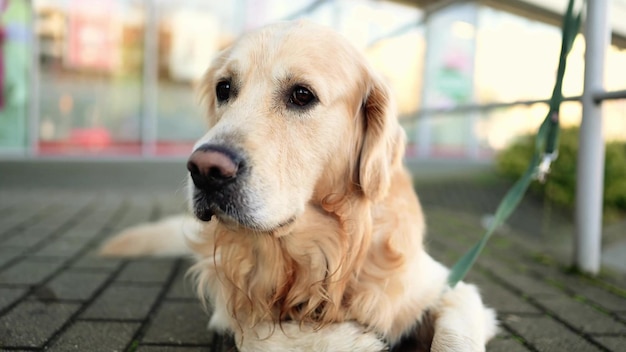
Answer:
[190,169,427,341]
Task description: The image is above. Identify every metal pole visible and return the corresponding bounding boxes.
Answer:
[416,12,434,159]
[466,3,479,160]
[28,0,40,157]
[141,0,158,157]
[593,89,626,103]
[575,0,610,274]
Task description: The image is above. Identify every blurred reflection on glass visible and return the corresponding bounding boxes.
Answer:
[33,0,424,158]
[35,0,144,155]
[0,0,31,153]
[153,0,423,156]
[153,1,236,155]
[18,0,626,159]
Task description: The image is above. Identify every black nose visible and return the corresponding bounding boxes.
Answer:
[187,145,242,189]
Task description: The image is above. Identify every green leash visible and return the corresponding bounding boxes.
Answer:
[447,0,584,287]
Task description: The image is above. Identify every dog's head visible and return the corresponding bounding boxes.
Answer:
[187,20,405,232]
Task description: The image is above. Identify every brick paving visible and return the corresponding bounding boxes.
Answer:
[0,175,625,351]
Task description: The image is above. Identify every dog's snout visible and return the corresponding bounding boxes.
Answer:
[187,145,241,188]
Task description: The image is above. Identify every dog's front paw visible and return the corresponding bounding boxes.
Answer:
[430,282,498,352]
[236,321,387,352]
[207,307,231,333]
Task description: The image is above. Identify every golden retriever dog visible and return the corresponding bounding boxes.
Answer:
[100,20,497,351]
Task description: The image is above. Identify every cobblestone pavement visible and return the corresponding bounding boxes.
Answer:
[0,178,625,351]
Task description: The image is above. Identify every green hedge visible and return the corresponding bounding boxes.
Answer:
[496,128,626,221]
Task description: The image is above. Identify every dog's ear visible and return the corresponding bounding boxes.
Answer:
[357,72,406,201]
[198,48,231,126]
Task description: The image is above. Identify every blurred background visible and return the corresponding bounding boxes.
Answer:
[0,0,623,162]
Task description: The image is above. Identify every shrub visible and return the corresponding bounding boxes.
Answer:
[496,127,626,221]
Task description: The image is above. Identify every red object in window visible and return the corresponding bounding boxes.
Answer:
[69,127,112,149]
[66,0,117,72]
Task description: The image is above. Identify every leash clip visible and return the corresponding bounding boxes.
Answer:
[536,151,559,183]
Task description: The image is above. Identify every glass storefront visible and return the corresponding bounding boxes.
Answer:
[2,0,626,159]
[24,0,422,157]
[35,0,145,155]
[0,0,31,153]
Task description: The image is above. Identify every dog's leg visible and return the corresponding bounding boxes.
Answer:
[235,321,387,352]
[207,303,231,332]
[430,282,498,352]
[99,215,198,257]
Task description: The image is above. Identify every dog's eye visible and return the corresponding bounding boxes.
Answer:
[216,81,231,102]
[289,86,315,107]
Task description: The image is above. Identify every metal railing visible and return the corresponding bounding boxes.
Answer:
[413,92,626,117]
[576,0,610,275]
[409,0,625,276]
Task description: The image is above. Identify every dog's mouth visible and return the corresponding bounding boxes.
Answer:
[193,204,217,222]
[198,209,297,234]
[191,189,297,234]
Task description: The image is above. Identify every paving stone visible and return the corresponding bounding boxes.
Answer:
[116,259,177,284]
[166,263,196,300]
[427,234,470,257]
[0,301,79,348]
[0,287,26,311]
[556,276,626,313]
[48,321,140,352]
[0,224,20,238]
[71,252,124,271]
[0,247,26,268]
[593,336,626,351]
[136,347,210,352]
[26,216,76,232]
[142,301,212,345]
[486,337,531,352]
[0,258,66,285]
[60,227,105,240]
[32,237,92,258]
[32,270,111,301]
[1,229,52,247]
[112,204,154,231]
[73,208,119,225]
[467,272,540,314]
[74,219,115,230]
[484,263,564,298]
[0,217,25,233]
[0,206,49,235]
[504,315,602,351]
[82,284,161,320]
[534,296,626,334]
[1,179,626,351]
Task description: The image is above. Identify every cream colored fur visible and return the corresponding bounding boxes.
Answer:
[100,20,497,351]
[99,215,197,257]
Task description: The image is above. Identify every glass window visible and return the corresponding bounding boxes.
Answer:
[414,2,478,158]
[35,0,145,156]
[153,1,240,155]
[606,44,626,91]
[422,3,477,109]
[30,0,423,158]
[15,0,626,159]
[478,102,581,152]
[367,26,425,116]
[604,99,626,142]
[0,0,31,154]
[414,111,488,159]
[153,0,423,156]
[475,6,580,104]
